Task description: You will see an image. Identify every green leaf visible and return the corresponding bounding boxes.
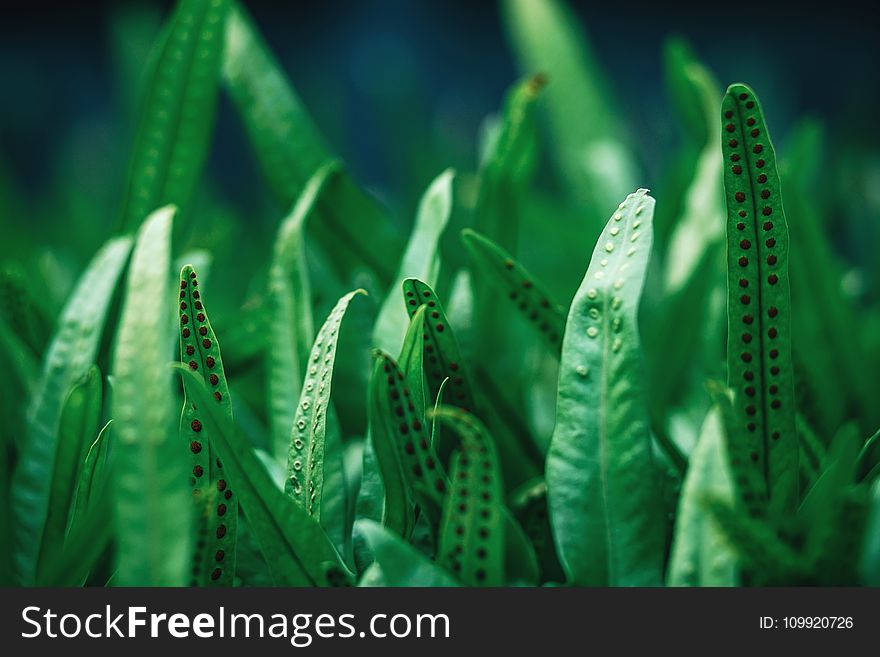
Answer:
[473,74,544,249]
[119,0,229,232]
[721,83,798,518]
[861,480,880,585]
[500,0,637,226]
[175,365,352,586]
[11,235,132,585]
[399,305,429,419]
[667,406,739,586]
[547,189,665,586]
[70,420,113,532]
[370,349,451,538]
[112,206,191,586]
[222,2,402,284]
[461,228,566,353]
[178,264,239,586]
[374,169,454,355]
[433,407,505,586]
[355,519,459,587]
[267,163,336,460]
[285,289,365,517]
[35,365,102,583]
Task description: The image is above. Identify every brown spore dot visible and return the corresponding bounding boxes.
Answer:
[751,128,760,138]
[408,299,416,306]
[193,290,200,299]
[202,339,211,349]
[771,431,781,441]
[427,301,435,307]
[740,294,750,305]
[771,399,781,409]
[739,279,748,288]
[196,313,205,322]
[746,405,756,416]
[206,356,215,368]
[732,165,742,175]
[737,222,746,230]
[422,290,430,297]
[745,386,756,397]
[735,192,746,202]
[191,419,202,432]
[188,361,198,370]
[753,144,763,154]
[766,238,776,248]
[190,441,202,453]
[769,384,779,394]
[770,366,780,375]
[180,301,187,310]
[731,154,741,162]
[199,326,208,336]
[762,207,772,216]
[214,392,222,402]
[744,371,754,381]
[738,210,747,218]
[741,352,752,363]
[768,306,778,318]
[182,328,190,338]
[764,222,774,232]
[406,291,414,297]
[740,239,751,249]
[767,255,777,265]
[750,451,759,462]
[193,465,204,478]
[761,190,770,199]
[194,301,203,310]
[742,333,752,343]
[768,328,778,338]
[738,93,748,101]
[769,349,779,359]
[209,374,219,385]
[436,323,444,332]
[404,442,415,455]
[192,280,198,287]
[738,256,748,267]
[431,311,439,319]
[757,174,767,183]
[743,314,754,325]
[215,550,225,562]
[768,274,779,285]
[729,139,738,147]
[746,100,755,109]
[399,423,409,435]
[426,457,436,470]
[186,345,195,356]
[747,423,756,432]
[216,525,226,539]
[746,117,755,126]
[412,419,422,431]
[478,528,489,539]
[181,315,189,325]
[211,569,222,581]
[180,281,187,289]
[435,480,446,493]
[726,123,735,133]
[724,110,733,118]
[217,504,227,517]
[217,479,227,491]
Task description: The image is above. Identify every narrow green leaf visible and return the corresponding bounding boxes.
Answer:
[370,351,448,537]
[113,206,191,586]
[434,407,505,586]
[70,420,113,531]
[222,2,402,284]
[547,189,665,586]
[401,278,476,413]
[119,0,229,231]
[500,0,637,225]
[399,305,429,419]
[285,290,365,517]
[11,235,132,585]
[462,228,566,353]
[355,519,459,587]
[473,75,544,248]
[721,83,798,517]
[667,406,738,586]
[178,264,238,586]
[175,365,352,586]
[35,365,102,582]
[267,163,337,460]
[861,480,880,585]
[374,169,454,355]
